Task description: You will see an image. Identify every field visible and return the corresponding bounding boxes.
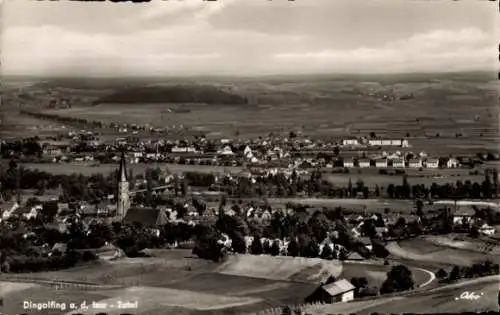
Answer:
[0,249,434,315]
[3,74,499,156]
[388,237,500,267]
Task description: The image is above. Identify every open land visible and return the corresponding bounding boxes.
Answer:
[0,249,436,315]
[3,75,499,156]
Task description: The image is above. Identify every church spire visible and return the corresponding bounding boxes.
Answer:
[118,151,127,182]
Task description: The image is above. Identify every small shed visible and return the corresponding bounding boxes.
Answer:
[305,279,355,304]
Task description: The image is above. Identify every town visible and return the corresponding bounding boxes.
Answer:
[1,0,499,314]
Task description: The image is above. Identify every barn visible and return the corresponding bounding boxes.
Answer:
[305,279,355,304]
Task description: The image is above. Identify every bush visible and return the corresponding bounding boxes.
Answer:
[436,268,448,279]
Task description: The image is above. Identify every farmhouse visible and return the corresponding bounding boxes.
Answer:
[425,158,439,169]
[392,159,405,168]
[358,159,370,168]
[343,159,355,168]
[305,279,355,304]
[375,159,388,168]
[408,159,422,168]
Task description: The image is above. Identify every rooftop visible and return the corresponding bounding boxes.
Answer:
[322,279,355,296]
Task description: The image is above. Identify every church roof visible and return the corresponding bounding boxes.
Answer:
[123,207,168,228]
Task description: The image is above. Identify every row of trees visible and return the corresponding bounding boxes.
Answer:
[436,260,499,284]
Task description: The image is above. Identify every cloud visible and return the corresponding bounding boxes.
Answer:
[1,13,497,77]
[271,28,498,73]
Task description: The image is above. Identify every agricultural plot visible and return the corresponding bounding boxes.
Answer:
[217,254,343,282]
[389,239,499,267]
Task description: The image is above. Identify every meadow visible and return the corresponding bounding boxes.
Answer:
[0,249,434,315]
[5,75,495,156]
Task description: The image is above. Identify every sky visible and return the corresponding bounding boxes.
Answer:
[1,0,499,77]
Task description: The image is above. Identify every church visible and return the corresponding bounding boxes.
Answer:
[116,152,168,229]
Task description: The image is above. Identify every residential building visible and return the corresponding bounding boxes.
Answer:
[447,158,459,168]
[392,159,405,168]
[358,159,370,168]
[368,139,382,146]
[375,159,388,168]
[343,159,355,168]
[391,139,402,146]
[425,159,439,169]
[408,159,422,168]
[305,279,355,304]
[479,223,495,236]
[342,139,359,146]
[452,206,475,226]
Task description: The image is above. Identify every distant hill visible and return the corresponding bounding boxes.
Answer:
[92,85,249,105]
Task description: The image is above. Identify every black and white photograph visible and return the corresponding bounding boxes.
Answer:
[0,0,499,314]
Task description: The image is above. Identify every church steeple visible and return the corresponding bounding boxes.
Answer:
[118,151,128,182]
[116,151,130,220]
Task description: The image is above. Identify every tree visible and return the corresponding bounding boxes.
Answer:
[287,238,299,257]
[323,275,337,285]
[380,265,414,294]
[387,184,395,198]
[231,232,247,254]
[416,199,424,217]
[362,220,377,238]
[448,266,461,282]
[320,244,333,260]
[436,268,448,280]
[41,202,59,223]
[270,241,280,256]
[192,225,225,262]
[250,236,263,255]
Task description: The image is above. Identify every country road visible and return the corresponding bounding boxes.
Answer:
[303,275,500,314]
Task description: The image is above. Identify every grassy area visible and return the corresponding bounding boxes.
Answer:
[4,77,496,155]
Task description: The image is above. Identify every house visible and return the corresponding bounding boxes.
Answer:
[408,159,422,168]
[452,206,476,226]
[1,201,19,221]
[343,159,355,168]
[375,159,388,168]
[305,279,355,304]
[425,159,439,169]
[479,223,495,236]
[342,139,359,146]
[368,139,382,146]
[50,243,68,256]
[447,158,459,168]
[358,159,370,168]
[391,139,402,146]
[392,159,405,168]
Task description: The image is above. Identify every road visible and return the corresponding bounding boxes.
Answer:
[304,275,500,314]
